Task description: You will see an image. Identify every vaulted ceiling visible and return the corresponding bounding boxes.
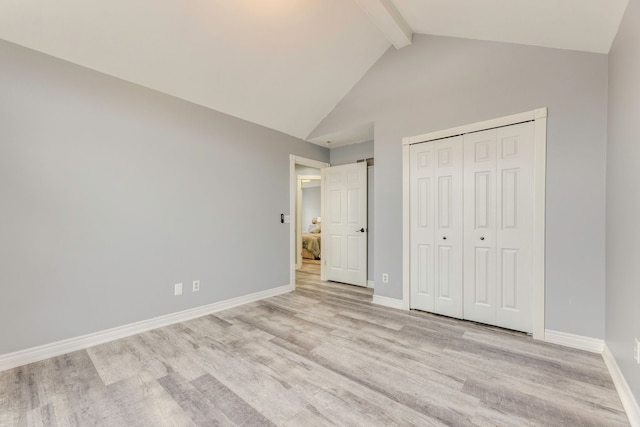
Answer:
[0,0,629,144]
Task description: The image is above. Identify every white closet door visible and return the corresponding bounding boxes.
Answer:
[433,137,464,318]
[463,129,498,325]
[410,122,533,332]
[409,142,435,312]
[410,136,464,317]
[495,122,535,333]
[462,122,535,332]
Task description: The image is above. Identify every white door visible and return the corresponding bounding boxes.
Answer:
[410,136,463,318]
[410,121,535,333]
[495,122,535,333]
[462,122,535,333]
[463,129,498,325]
[322,162,368,287]
[409,142,435,311]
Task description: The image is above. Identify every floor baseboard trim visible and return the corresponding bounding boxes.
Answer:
[603,344,640,427]
[372,294,405,310]
[0,284,293,372]
[544,329,604,353]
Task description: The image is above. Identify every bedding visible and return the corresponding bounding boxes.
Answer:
[301,247,316,260]
[302,233,321,259]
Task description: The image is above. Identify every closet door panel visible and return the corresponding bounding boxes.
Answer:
[409,144,435,311]
[496,122,535,333]
[463,129,497,325]
[433,137,463,319]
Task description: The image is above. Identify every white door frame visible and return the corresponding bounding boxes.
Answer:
[296,174,321,269]
[402,108,547,340]
[289,155,329,289]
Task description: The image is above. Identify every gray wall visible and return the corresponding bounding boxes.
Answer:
[301,187,321,232]
[330,141,375,283]
[329,140,374,164]
[311,35,608,339]
[0,40,329,354]
[607,0,640,404]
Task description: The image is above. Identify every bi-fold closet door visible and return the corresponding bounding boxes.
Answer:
[409,136,464,319]
[409,122,534,333]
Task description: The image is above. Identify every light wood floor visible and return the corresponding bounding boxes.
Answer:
[0,265,629,426]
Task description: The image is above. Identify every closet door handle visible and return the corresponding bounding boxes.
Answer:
[480,236,485,241]
[356,228,365,233]
[442,236,447,240]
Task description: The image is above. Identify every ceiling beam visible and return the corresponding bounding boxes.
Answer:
[353,0,413,49]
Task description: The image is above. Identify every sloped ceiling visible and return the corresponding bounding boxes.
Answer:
[0,0,629,144]
[394,0,629,54]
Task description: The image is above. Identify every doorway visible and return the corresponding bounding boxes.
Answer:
[289,156,328,288]
[296,174,322,273]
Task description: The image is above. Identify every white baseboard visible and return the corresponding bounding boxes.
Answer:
[544,329,604,353]
[603,344,640,427]
[0,284,293,372]
[372,294,405,310]
[367,280,375,289]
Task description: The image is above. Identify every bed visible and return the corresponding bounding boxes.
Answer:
[302,232,321,259]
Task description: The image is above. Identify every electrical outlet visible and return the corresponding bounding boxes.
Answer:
[193,280,200,292]
[174,283,183,296]
[634,338,640,364]
[382,273,389,283]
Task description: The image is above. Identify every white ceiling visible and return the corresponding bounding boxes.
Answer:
[0,0,629,145]
[394,0,629,54]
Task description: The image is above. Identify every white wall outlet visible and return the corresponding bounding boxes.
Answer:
[634,338,640,364]
[192,280,200,292]
[382,273,389,283]
[174,283,183,296]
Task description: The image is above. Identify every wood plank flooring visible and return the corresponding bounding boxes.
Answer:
[0,265,629,426]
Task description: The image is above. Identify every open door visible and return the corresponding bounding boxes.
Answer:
[321,162,368,287]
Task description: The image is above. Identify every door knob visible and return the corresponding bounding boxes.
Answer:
[480,236,485,240]
[442,236,447,240]
[356,228,365,232]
